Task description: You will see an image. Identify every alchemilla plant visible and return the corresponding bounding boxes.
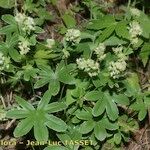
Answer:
[0,0,150,150]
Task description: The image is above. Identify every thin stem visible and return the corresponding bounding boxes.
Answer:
[127,0,131,8]
[59,84,65,101]
[0,96,6,109]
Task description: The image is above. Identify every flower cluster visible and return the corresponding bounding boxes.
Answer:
[65,29,81,45]
[94,43,106,61]
[15,13,35,34]
[76,58,99,77]
[109,46,127,79]
[18,38,30,55]
[46,39,55,49]
[130,8,141,17]
[112,46,123,55]
[108,60,127,79]
[0,52,10,71]
[128,21,142,45]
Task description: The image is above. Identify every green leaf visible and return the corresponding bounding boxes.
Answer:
[46,114,67,132]
[84,91,102,101]
[105,93,119,121]
[34,122,48,141]
[79,120,95,134]
[2,14,16,24]
[62,14,76,28]
[34,65,58,93]
[57,133,72,146]
[14,117,33,137]
[45,102,67,113]
[94,124,107,141]
[124,73,141,97]
[9,48,21,62]
[138,105,147,121]
[114,132,122,145]
[101,118,118,130]
[0,25,17,35]
[113,94,129,106]
[81,32,95,40]
[92,99,106,117]
[98,25,116,42]
[38,90,52,110]
[66,89,76,106]
[87,15,116,30]
[0,0,15,8]
[76,110,92,120]
[104,36,127,46]
[139,43,150,67]
[15,96,35,111]
[138,13,150,39]
[34,78,50,89]
[115,21,130,39]
[6,109,29,119]
[58,66,75,85]
[34,26,45,33]
[48,79,60,96]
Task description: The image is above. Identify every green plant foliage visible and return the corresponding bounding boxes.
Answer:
[0,0,150,150]
[34,63,75,95]
[7,91,67,141]
[0,0,15,8]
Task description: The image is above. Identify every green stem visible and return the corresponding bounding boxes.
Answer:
[127,0,131,8]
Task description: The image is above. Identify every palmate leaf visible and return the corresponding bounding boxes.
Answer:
[0,15,18,35]
[34,65,60,95]
[92,92,119,121]
[78,116,118,142]
[34,63,75,96]
[0,34,21,62]
[6,91,67,141]
[22,65,39,81]
[95,117,118,141]
[57,66,75,85]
